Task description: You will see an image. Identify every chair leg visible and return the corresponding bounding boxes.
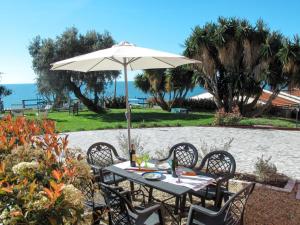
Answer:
[130,181,135,199]
[214,192,224,209]
[201,196,206,207]
[188,193,193,204]
[223,192,230,202]
[148,187,153,203]
[92,211,100,225]
[174,197,180,215]
[108,212,113,225]
[158,208,164,225]
[179,194,187,223]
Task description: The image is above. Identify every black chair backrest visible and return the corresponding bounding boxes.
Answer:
[100,183,135,225]
[87,142,118,168]
[200,150,236,179]
[76,179,95,204]
[223,182,255,225]
[168,142,198,168]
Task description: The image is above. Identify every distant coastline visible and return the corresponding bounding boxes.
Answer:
[2,82,205,109]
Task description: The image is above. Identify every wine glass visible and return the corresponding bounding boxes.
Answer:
[136,156,143,170]
[175,167,184,183]
[143,153,150,168]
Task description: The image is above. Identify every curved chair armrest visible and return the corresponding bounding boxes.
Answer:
[93,204,107,211]
[187,205,224,225]
[119,190,132,202]
[135,204,163,225]
[189,205,218,217]
[89,165,115,175]
[156,148,172,162]
[157,157,169,162]
[111,186,124,191]
[116,156,127,162]
[222,190,234,200]
[215,176,230,186]
[89,164,102,171]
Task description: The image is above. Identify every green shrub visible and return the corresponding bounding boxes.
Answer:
[213,106,241,126]
[152,123,158,127]
[138,123,147,128]
[147,97,217,111]
[115,124,123,129]
[173,98,217,111]
[104,96,126,109]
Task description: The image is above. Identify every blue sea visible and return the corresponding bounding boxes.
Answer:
[2,82,205,109]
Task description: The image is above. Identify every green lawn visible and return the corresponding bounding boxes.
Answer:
[239,117,297,128]
[24,108,297,132]
[46,109,214,132]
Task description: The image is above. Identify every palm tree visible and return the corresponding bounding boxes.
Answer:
[134,68,195,111]
[184,17,300,116]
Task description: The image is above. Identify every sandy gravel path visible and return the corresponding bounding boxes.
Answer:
[65,127,300,179]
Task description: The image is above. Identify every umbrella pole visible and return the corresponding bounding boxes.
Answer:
[123,59,131,154]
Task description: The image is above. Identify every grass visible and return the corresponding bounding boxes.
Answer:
[23,108,297,132]
[45,109,214,132]
[239,117,296,128]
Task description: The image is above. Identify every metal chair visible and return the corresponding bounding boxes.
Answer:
[191,150,236,208]
[76,179,107,225]
[152,143,198,213]
[87,142,127,185]
[158,142,198,168]
[100,183,165,225]
[186,182,255,225]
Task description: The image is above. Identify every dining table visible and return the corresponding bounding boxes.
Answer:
[105,161,215,224]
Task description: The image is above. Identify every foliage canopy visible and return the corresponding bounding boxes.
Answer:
[29,27,120,113]
[134,67,195,111]
[184,17,300,116]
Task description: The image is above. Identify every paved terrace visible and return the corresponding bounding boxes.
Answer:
[66,127,300,180]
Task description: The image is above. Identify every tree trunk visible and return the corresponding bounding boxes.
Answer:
[227,84,233,112]
[156,92,170,111]
[205,75,223,109]
[114,77,117,100]
[250,88,281,117]
[68,80,104,113]
[241,93,261,116]
[94,90,99,105]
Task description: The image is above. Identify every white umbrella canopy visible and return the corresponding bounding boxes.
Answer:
[51,41,200,152]
[51,41,198,72]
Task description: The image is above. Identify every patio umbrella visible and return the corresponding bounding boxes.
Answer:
[51,41,200,152]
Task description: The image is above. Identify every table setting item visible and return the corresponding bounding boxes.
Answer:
[142,171,163,180]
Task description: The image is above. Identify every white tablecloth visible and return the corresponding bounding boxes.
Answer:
[114,161,214,191]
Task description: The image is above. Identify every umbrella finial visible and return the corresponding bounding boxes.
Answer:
[114,41,135,47]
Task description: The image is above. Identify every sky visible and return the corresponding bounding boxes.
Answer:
[0,0,300,84]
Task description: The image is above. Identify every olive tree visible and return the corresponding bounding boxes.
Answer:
[29,27,120,113]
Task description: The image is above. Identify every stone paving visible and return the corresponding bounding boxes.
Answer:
[65,126,300,179]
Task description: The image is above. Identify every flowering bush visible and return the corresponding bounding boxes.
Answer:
[213,106,242,126]
[0,115,91,225]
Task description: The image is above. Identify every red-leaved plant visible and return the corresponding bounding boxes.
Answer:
[0,115,91,225]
